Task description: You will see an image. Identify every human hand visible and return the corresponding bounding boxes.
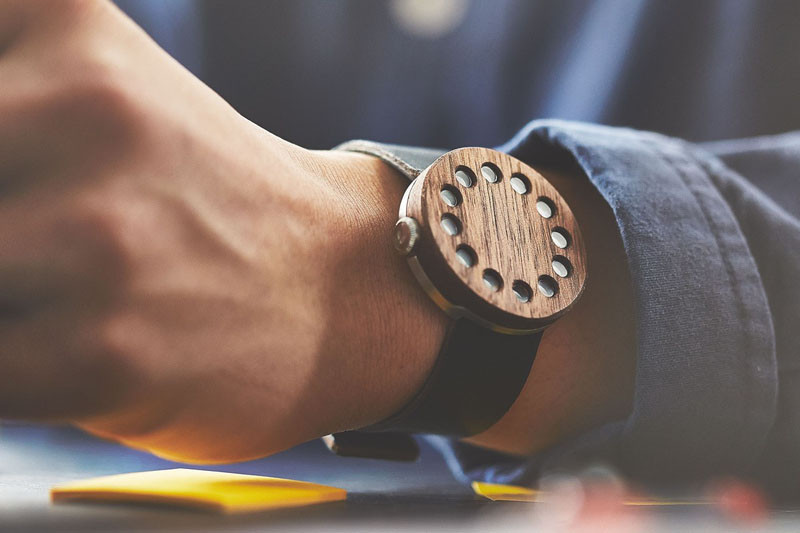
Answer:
[0,0,446,462]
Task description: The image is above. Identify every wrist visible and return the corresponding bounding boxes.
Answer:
[303,149,448,434]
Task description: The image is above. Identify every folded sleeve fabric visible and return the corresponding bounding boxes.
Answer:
[429,120,800,494]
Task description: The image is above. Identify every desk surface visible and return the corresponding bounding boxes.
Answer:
[2,423,800,532]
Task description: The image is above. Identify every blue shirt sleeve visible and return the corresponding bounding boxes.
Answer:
[429,120,792,490]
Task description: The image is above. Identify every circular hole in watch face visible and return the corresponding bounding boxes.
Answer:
[509,174,531,195]
[482,269,504,292]
[454,166,476,188]
[537,275,559,298]
[552,255,572,278]
[455,244,477,268]
[551,227,571,249]
[512,280,533,303]
[535,197,555,218]
[440,213,462,236]
[480,163,501,183]
[440,185,462,207]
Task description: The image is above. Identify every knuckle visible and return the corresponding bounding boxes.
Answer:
[91,312,137,369]
[14,0,106,38]
[18,71,147,162]
[74,313,147,410]
[37,0,105,24]
[59,72,145,145]
[88,314,155,406]
[3,2,146,153]
[68,192,138,269]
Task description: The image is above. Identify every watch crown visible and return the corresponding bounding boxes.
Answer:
[394,216,420,256]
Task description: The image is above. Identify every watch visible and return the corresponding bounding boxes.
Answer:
[323,141,587,461]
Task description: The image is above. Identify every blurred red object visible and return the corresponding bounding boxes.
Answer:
[708,478,768,525]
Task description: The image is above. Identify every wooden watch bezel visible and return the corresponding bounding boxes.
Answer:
[399,147,587,334]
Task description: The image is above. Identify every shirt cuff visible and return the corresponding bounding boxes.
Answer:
[431,119,777,487]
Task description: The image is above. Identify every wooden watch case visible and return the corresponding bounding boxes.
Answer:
[395,147,587,334]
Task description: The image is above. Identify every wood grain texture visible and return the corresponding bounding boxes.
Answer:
[403,147,587,332]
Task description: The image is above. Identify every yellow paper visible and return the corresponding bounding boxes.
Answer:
[51,468,347,514]
[471,481,708,506]
[472,481,542,502]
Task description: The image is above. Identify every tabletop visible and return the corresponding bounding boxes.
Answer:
[2,423,800,532]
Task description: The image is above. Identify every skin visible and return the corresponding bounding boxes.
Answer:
[0,0,635,463]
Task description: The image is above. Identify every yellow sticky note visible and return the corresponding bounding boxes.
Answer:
[472,481,542,502]
[51,468,347,514]
[472,481,708,506]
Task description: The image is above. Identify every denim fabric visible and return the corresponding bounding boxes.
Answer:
[431,120,799,491]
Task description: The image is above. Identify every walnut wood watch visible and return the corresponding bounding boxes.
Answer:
[323,141,587,461]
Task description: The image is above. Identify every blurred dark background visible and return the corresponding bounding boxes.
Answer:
[116,0,800,150]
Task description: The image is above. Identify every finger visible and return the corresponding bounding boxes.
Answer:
[0,185,124,317]
[0,80,132,197]
[0,305,129,420]
[0,0,29,56]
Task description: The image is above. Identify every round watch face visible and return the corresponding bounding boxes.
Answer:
[397,147,587,333]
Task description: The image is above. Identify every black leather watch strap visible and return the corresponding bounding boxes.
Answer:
[364,318,541,436]
[325,141,544,459]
